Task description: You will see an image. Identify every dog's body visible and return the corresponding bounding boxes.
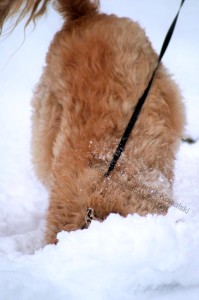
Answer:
[1,0,185,244]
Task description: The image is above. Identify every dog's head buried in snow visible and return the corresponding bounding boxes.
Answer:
[0,0,185,244]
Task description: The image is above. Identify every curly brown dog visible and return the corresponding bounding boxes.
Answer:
[0,0,185,244]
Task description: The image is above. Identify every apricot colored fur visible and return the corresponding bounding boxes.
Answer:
[1,1,185,244]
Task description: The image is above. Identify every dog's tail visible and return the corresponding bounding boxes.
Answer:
[0,0,99,32]
[56,0,99,21]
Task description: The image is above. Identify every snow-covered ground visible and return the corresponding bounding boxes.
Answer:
[0,0,199,299]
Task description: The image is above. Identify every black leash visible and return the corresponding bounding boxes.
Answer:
[104,0,185,177]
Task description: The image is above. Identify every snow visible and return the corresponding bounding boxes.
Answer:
[0,0,199,299]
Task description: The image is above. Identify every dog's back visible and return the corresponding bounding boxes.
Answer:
[1,1,185,244]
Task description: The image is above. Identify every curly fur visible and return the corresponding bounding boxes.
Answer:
[1,0,185,244]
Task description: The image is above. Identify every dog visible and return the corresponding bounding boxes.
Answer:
[0,0,185,244]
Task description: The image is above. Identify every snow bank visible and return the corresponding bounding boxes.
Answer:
[1,211,199,299]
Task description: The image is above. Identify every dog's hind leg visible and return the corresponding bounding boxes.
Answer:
[31,82,62,188]
[45,168,88,244]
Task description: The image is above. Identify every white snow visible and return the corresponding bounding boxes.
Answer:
[0,0,199,299]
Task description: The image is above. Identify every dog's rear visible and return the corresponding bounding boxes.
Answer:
[1,1,185,244]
